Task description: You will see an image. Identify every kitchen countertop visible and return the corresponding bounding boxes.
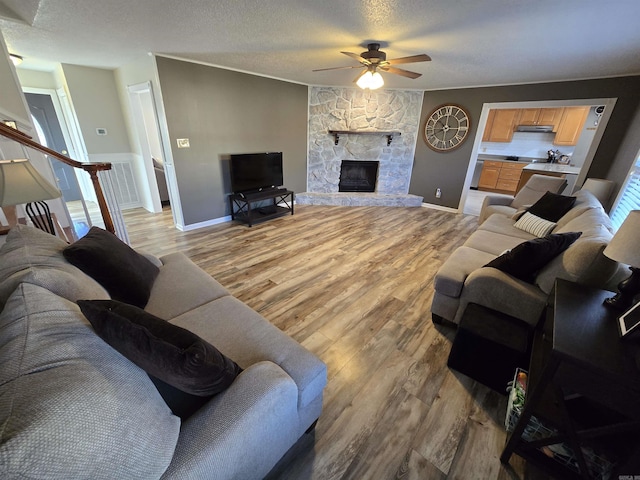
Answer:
[477,155,543,164]
[523,163,580,175]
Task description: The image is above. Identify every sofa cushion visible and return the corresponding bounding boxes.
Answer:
[485,232,582,282]
[434,246,497,297]
[0,284,179,479]
[536,223,617,294]
[463,229,531,256]
[171,296,328,410]
[477,214,537,241]
[514,212,557,237]
[554,189,607,231]
[145,252,230,320]
[78,299,242,397]
[64,226,159,308]
[527,191,576,222]
[0,225,109,308]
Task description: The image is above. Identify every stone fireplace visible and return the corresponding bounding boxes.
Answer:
[297,87,424,207]
[339,160,379,192]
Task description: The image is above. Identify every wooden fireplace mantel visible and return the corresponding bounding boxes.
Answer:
[328,130,401,146]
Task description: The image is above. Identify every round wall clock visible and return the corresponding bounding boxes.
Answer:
[423,104,471,152]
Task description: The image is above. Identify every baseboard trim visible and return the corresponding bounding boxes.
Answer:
[177,215,232,231]
[421,202,459,213]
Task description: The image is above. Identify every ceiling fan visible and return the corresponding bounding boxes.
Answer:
[313,43,431,89]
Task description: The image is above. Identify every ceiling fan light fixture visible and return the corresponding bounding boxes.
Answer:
[357,70,384,90]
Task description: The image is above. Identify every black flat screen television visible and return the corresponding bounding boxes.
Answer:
[229,152,284,194]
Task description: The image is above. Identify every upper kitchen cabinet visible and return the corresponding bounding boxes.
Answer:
[517,108,564,131]
[483,109,520,142]
[553,106,590,146]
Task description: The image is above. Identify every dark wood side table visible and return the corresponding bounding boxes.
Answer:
[501,279,640,479]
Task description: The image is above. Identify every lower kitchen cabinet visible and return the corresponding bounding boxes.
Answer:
[479,160,526,194]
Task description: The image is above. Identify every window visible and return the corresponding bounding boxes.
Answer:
[610,151,640,230]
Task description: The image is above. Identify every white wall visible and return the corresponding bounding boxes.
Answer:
[115,55,167,213]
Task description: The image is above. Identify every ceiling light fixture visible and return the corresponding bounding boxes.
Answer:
[9,54,23,66]
[357,68,384,90]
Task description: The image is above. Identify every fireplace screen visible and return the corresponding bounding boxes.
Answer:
[338,160,379,192]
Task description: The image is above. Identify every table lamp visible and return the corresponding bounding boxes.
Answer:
[0,158,61,235]
[603,210,640,311]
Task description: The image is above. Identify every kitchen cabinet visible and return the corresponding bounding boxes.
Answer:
[478,160,501,189]
[553,106,589,146]
[483,109,520,142]
[517,108,564,131]
[482,110,496,142]
[479,160,527,194]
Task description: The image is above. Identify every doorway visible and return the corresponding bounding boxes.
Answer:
[127,81,171,215]
[24,90,96,238]
[460,98,616,216]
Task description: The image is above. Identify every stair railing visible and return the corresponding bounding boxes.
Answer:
[0,121,117,235]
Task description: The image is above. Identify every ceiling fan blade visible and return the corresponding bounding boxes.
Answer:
[313,65,368,72]
[386,54,432,65]
[353,70,366,83]
[341,51,370,65]
[380,66,422,79]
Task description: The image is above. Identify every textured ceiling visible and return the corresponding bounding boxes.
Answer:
[2,0,640,90]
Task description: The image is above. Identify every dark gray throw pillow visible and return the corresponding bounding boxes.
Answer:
[527,191,577,222]
[484,232,582,283]
[63,227,159,308]
[78,299,242,402]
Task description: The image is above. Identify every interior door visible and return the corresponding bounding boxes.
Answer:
[24,92,83,201]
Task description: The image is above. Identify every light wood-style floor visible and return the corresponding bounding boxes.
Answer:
[124,205,546,480]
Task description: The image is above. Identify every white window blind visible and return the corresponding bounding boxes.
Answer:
[610,152,640,230]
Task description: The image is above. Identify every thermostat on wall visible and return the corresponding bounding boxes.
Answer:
[96,128,108,135]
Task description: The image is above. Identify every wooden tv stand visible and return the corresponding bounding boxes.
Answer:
[229,188,294,227]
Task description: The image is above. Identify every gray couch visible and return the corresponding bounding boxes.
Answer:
[432,188,622,327]
[0,225,327,480]
[477,173,567,224]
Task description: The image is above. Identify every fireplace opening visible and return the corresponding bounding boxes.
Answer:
[339,160,379,192]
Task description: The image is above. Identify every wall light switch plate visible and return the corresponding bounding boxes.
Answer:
[96,128,107,135]
[176,138,190,148]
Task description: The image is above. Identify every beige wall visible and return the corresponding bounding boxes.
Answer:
[15,68,59,90]
[62,64,131,155]
[155,57,308,226]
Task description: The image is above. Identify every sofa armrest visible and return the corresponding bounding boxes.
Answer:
[478,194,515,224]
[162,361,300,480]
[454,267,548,327]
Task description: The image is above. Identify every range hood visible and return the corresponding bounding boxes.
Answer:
[516,125,554,133]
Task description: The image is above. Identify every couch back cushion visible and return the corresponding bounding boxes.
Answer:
[0,283,180,479]
[536,209,617,293]
[554,189,613,232]
[0,225,109,308]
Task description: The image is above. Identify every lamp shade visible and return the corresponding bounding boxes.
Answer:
[603,210,640,267]
[0,159,61,206]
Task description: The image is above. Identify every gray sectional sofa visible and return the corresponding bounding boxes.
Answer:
[431,188,622,327]
[0,225,327,479]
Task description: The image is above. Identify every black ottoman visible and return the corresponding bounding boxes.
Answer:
[447,303,533,394]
